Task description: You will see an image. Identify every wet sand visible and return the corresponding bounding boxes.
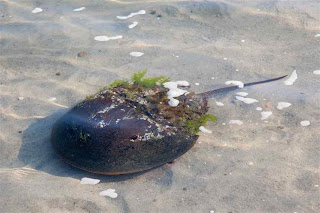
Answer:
[1,0,319,212]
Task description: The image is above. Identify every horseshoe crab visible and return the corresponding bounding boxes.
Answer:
[51,71,286,175]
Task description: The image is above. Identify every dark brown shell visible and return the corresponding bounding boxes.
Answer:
[51,97,198,175]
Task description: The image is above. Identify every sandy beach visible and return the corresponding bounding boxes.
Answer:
[1,0,320,212]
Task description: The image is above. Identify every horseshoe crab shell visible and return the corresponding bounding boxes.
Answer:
[51,71,286,175]
[50,70,210,175]
[51,95,200,175]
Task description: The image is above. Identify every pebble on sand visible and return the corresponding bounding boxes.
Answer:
[284,70,297,85]
[300,120,310,127]
[236,92,248,97]
[277,102,291,110]
[49,97,57,101]
[229,120,243,125]
[94,35,122,41]
[129,22,138,29]
[32,8,43,14]
[261,111,272,120]
[225,81,244,88]
[199,126,212,134]
[215,101,224,106]
[129,52,144,57]
[99,189,118,198]
[18,97,24,100]
[73,7,86,12]
[77,51,87,57]
[116,10,146,19]
[236,96,259,104]
[315,34,320,38]
[80,177,100,185]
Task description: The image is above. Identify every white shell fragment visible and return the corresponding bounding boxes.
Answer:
[73,7,86,12]
[315,34,320,38]
[256,107,262,111]
[32,8,43,14]
[49,97,57,101]
[300,120,310,126]
[229,120,243,125]
[261,111,272,120]
[199,126,212,134]
[129,22,138,29]
[129,52,144,57]
[163,81,189,107]
[80,177,100,185]
[215,101,224,106]
[18,97,24,100]
[99,189,118,198]
[284,70,297,85]
[116,10,146,19]
[225,81,244,88]
[94,35,122,41]
[277,102,291,110]
[236,92,248,96]
[313,70,320,75]
[235,96,259,104]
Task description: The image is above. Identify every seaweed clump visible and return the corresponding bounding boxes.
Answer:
[86,70,216,134]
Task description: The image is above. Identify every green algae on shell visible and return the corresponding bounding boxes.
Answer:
[51,71,214,175]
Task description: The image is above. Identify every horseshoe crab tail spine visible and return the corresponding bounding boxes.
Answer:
[197,75,288,99]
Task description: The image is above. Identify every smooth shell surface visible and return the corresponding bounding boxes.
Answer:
[51,98,198,175]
